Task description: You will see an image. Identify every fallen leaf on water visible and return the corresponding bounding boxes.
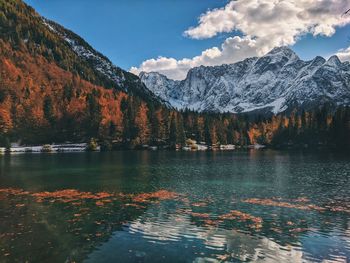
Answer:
[32,189,115,203]
[293,197,310,203]
[219,210,263,229]
[132,190,181,203]
[124,203,146,209]
[189,212,210,219]
[243,198,325,212]
[0,188,30,196]
[191,202,207,207]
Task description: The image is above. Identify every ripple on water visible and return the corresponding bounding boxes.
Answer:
[0,151,349,262]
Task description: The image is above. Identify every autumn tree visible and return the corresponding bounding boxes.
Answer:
[86,90,101,138]
[134,102,150,145]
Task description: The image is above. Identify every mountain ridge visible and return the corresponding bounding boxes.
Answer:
[0,0,349,149]
[140,47,350,114]
[40,18,169,106]
[0,0,169,145]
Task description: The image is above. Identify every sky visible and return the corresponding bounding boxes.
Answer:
[24,0,350,80]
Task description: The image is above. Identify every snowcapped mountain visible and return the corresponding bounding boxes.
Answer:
[140,47,350,114]
[42,18,165,104]
[42,18,128,88]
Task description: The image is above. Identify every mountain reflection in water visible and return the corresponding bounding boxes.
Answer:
[0,150,349,262]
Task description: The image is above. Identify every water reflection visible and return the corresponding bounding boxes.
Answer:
[86,199,349,263]
[0,150,349,262]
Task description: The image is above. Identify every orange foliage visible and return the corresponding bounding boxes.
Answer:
[0,188,30,195]
[243,198,325,212]
[134,102,150,144]
[31,189,114,203]
[248,115,292,144]
[219,210,263,228]
[0,40,128,139]
[132,190,181,203]
[247,124,261,144]
[0,104,13,132]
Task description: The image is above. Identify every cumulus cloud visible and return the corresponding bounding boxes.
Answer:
[131,0,350,80]
[130,36,258,80]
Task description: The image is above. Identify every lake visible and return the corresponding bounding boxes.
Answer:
[0,150,349,262]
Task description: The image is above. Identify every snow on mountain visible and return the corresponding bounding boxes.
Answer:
[140,47,350,114]
[42,18,170,105]
[42,18,128,88]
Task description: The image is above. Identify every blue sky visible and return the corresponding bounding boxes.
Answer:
[24,0,228,69]
[24,0,350,79]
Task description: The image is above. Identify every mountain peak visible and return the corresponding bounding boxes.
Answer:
[139,71,154,78]
[140,47,350,114]
[266,46,299,59]
[326,55,341,66]
[139,71,172,81]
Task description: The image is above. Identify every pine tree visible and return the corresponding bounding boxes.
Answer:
[43,95,54,124]
[169,114,177,147]
[176,114,186,145]
[86,92,101,138]
[204,118,212,146]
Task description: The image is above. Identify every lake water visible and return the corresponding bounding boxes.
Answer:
[0,150,349,262]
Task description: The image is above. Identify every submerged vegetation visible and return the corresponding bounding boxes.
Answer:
[0,151,349,262]
[0,150,350,262]
[0,186,349,261]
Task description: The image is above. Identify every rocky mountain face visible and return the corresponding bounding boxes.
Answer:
[41,19,163,104]
[140,47,350,114]
[0,0,165,144]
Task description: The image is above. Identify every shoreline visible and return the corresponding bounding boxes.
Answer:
[0,142,265,154]
[0,143,347,155]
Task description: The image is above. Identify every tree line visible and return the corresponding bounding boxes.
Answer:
[1,84,348,150]
[0,0,349,150]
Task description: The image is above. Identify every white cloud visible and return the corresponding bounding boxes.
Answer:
[131,0,350,80]
[130,36,258,80]
[336,46,350,61]
[184,0,350,41]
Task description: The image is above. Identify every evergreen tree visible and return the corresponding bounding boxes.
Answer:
[43,95,54,125]
[176,114,186,145]
[204,118,212,145]
[86,91,101,138]
[169,114,177,147]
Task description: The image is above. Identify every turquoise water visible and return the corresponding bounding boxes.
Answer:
[0,150,349,262]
